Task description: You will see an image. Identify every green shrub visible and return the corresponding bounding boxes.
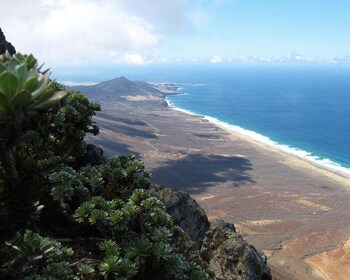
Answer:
[0,52,66,118]
[0,53,101,240]
[0,53,213,279]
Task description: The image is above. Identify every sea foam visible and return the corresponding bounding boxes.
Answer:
[165,97,350,178]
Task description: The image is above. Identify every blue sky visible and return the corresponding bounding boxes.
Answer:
[1,0,350,66]
[188,0,350,59]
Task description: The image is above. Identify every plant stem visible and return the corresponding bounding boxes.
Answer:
[0,147,19,190]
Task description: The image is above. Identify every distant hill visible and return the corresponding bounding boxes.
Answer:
[70,77,164,103]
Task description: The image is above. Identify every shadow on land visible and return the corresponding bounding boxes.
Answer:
[97,122,158,140]
[151,153,255,193]
[193,133,221,139]
[97,112,148,127]
[86,136,141,159]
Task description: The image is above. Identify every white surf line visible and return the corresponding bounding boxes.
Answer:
[167,98,350,180]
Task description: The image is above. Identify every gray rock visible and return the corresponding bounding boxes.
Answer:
[201,220,272,280]
[85,143,105,165]
[153,186,210,250]
[0,28,16,55]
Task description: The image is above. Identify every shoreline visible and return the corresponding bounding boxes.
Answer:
[161,87,350,184]
[207,115,350,185]
[87,79,350,279]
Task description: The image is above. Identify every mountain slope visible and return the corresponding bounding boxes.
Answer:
[70,77,163,102]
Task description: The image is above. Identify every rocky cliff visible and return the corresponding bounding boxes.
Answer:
[0,28,16,55]
[154,185,272,280]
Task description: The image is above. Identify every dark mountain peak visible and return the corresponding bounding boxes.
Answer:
[95,76,139,93]
[98,76,132,86]
[0,28,16,55]
[71,76,163,102]
[105,76,130,83]
[92,76,161,96]
[117,76,128,81]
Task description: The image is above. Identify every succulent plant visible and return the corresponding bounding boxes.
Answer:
[0,51,66,119]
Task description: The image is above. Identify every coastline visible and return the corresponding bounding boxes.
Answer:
[159,94,350,280]
[212,117,350,184]
[87,80,350,280]
[162,86,350,184]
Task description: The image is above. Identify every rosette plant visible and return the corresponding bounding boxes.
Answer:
[0,52,66,190]
[0,51,66,118]
[0,51,214,279]
[0,51,100,244]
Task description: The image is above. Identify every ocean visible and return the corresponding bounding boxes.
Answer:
[164,65,350,176]
[56,64,350,176]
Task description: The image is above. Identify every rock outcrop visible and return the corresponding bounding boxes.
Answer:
[154,186,272,279]
[154,186,210,250]
[0,28,16,55]
[85,143,105,165]
[201,220,272,280]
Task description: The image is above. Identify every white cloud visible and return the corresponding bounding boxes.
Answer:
[210,55,223,63]
[118,0,207,34]
[329,56,350,64]
[229,53,320,64]
[0,0,160,66]
[190,6,208,29]
[212,0,230,4]
[0,0,205,67]
[122,53,147,65]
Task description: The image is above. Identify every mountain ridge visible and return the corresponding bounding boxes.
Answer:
[70,76,164,102]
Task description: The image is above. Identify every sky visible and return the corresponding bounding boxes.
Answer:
[1,0,350,68]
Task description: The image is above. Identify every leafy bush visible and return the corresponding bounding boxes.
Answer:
[0,53,213,279]
[3,230,74,278]
[0,52,101,240]
[0,52,66,117]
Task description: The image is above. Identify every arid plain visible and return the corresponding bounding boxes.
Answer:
[81,79,350,280]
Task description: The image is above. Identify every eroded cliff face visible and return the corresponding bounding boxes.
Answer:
[201,220,272,280]
[154,186,210,250]
[154,185,272,280]
[0,28,16,55]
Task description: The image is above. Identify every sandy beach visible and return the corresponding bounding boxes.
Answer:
[86,90,350,280]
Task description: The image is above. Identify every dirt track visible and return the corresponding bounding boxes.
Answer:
[87,97,350,280]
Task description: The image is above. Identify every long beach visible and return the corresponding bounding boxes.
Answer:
[87,91,350,280]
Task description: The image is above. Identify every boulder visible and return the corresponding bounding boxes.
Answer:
[153,186,210,250]
[85,143,105,165]
[0,28,16,55]
[201,220,272,280]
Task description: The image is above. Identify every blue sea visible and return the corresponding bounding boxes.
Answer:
[55,64,350,176]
